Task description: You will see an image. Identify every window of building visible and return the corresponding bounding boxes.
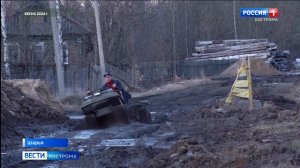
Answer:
[31,42,45,64]
[62,42,69,64]
[13,16,19,27]
[32,16,43,24]
[43,16,48,23]
[7,42,20,64]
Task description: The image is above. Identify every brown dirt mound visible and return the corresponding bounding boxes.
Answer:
[220,58,282,77]
[146,139,220,168]
[61,95,83,112]
[1,80,66,147]
[5,79,64,113]
[146,92,299,168]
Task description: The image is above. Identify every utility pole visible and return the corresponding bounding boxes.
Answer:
[49,0,65,99]
[93,1,106,86]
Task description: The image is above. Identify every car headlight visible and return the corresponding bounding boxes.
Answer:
[94,92,101,96]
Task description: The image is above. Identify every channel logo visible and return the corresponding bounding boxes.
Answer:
[22,151,79,160]
[240,8,278,18]
[22,151,47,160]
[268,8,278,18]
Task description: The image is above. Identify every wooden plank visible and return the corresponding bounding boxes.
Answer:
[195,42,271,52]
[188,52,269,60]
[195,39,268,46]
[192,49,270,58]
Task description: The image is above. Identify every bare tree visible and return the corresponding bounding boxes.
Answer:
[1,1,10,79]
[233,0,237,39]
[172,1,178,79]
[56,0,64,63]
[185,1,189,58]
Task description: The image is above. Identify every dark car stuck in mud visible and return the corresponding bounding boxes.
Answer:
[82,89,152,127]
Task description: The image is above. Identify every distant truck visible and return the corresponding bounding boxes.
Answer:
[271,50,290,71]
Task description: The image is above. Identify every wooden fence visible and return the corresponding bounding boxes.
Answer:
[4,59,237,95]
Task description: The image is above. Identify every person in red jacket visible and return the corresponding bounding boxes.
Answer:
[101,72,131,103]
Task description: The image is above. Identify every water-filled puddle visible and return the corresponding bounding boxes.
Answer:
[68,115,85,120]
[142,137,158,147]
[100,139,137,147]
[159,132,175,137]
[73,130,100,139]
[42,163,59,168]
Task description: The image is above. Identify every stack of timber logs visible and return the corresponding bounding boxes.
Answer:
[188,39,277,60]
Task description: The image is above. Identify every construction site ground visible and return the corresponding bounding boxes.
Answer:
[1,74,300,168]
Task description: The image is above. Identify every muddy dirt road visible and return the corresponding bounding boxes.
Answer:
[1,76,299,168]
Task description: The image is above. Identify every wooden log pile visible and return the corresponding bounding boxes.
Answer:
[188,39,277,60]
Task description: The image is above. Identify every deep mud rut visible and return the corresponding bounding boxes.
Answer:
[2,76,300,168]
